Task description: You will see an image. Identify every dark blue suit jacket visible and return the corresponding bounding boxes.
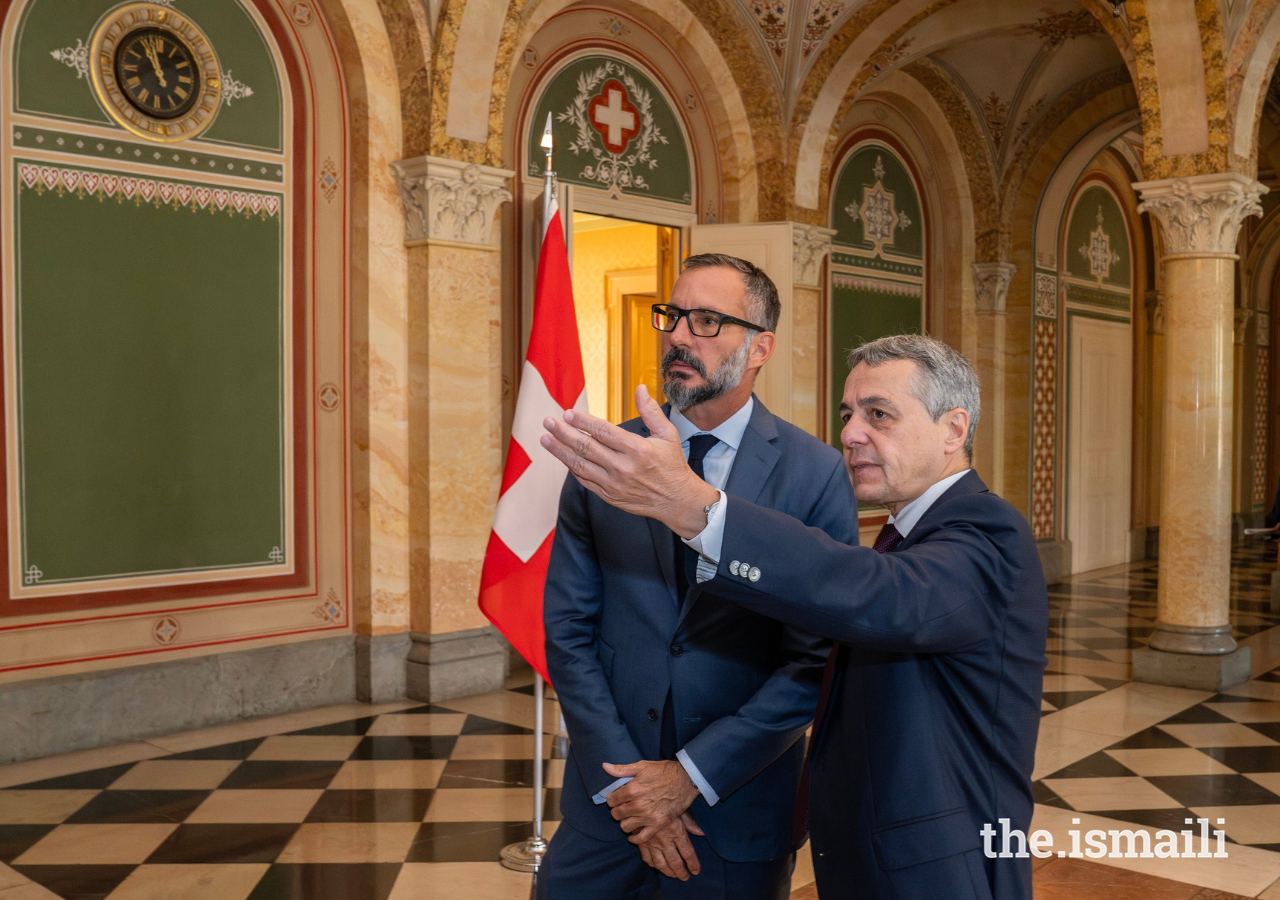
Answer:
[701,470,1046,899]
[544,398,855,862]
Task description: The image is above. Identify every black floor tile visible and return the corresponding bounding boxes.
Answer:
[1031,782,1070,808]
[64,789,208,824]
[405,821,535,862]
[1044,751,1136,779]
[1207,693,1259,703]
[167,738,266,760]
[1159,704,1235,725]
[1145,774,1280,807]
[439,760,546,789]
[545,788,562,821]
[1107,727,1188,750]
[1087,677,1131,691]
[1246,722,1280,742]
[12,864,136,900]
[304,789,434,822]
[288,717,380,737]
[13,764,135,790]
[0,824,53,863]
[1040,691,1104,711]
[1251,842,1280,852]
[246,863,402,900]
[1202,745,1280,773]
[1071,636,1146,650]
[1052,649,1110,661]
[461,715,533,736]
[218,760,343,790]
[397,704,471,715]
[145,822,300,864]
[1090,807,1202,833]
[351,736,458,760]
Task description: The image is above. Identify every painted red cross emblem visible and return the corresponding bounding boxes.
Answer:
[589,79,640,154]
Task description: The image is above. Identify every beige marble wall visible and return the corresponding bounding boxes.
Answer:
[791,285,821,437]
[411,243,504,636]
[343,0,410,637]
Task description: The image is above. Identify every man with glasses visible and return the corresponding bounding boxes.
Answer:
[539,253,855,900]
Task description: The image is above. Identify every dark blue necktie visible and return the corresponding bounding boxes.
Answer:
[674,433,721,602]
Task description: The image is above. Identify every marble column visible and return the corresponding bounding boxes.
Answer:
[390,156,514,701]
[1131,173,1266,691]
[791,225,835,437]
[972,261,1015,497]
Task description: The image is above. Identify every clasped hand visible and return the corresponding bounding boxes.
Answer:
[603,759,704,880]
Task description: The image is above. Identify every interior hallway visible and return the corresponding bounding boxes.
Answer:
[1,547,1280,899]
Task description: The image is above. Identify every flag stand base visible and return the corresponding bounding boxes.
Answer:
[499,836,548,872]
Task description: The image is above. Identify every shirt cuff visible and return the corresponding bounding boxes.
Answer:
[676,748,720,807]
[683,490,726,582]
[591,776,632,805]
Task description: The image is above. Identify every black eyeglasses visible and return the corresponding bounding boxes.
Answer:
[651,304,769,338]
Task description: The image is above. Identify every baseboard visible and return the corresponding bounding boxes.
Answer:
[1037,538,1072,585]
[0,634,359,765]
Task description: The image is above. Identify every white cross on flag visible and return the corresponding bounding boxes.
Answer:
[478,185,586,681]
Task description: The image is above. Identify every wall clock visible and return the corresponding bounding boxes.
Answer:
[90,3,222,143]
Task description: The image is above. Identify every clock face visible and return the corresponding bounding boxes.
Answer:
[115,28,199,120]
[90,4,222,143]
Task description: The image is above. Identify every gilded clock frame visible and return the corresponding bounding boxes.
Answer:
[89,3,222,143]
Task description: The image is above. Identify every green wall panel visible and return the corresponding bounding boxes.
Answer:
[527,55,691,205]
[831,145,922,259]
[14,165,285,583]
[828,279,922,447]
[16,0,282,152]
[1065,185,1130,289]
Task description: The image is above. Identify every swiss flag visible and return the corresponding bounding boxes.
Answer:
[478,187,586,681]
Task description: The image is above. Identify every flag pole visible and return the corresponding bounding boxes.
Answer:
[499,112,557,876]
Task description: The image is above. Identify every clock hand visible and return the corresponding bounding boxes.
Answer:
[143,39,167,88]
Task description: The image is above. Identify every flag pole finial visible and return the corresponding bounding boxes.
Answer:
[541,112,554,177]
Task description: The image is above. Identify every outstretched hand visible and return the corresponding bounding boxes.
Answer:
[540,385,719,538]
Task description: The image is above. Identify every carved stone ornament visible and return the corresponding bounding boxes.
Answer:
[1235,306,1254,346]
[389,156,514,248]
[1144,289,1164,335]
[1258,311,1271,348]
[792,224,836,288]
[1133,173,1267,256]
[973,262,1017,314]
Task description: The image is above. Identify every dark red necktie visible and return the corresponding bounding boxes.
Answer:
[791,521,903,847]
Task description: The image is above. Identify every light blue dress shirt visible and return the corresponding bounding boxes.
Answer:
[591,397,755,809]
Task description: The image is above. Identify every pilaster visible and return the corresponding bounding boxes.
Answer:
[791,225,835,436]
[972,262,1015,496]
[391,155,514,701]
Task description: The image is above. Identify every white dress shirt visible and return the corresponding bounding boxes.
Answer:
[591,397,755,808]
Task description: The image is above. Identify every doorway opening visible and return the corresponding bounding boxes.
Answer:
[570,212,681,423]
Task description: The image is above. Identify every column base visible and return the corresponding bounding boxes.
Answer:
[1037,539,1072,585]
[1148,622,1238,654]
[405,627,505,702]
[355,632,411,703]
[1132,645,1251,692]
[1271,571,1280,614]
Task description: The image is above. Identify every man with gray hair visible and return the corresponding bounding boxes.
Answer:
[540,333,1048,900]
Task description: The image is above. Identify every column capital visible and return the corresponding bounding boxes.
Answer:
[1133,172,1267,256]
[792,224,836,288]
[1235,306,1255,346]
[973,261,1016,314]
[389,156,514,249]
[1144,289,1164,335]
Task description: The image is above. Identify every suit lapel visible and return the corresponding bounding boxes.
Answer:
[896,469,988,551]
[676,398,780,625]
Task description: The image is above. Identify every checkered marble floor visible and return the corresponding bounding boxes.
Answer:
[4,545,1280,899]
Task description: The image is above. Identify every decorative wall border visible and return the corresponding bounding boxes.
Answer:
[16,161,283,215]
[1032,318,1057,539]
[0,0,352,682]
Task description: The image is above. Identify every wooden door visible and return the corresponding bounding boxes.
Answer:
[1068,316,1133,573]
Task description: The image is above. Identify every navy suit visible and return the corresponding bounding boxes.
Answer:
[541,399,854,897]
[702,470,1047,900]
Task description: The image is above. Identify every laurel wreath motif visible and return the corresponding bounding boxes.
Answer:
[557,61,668,193]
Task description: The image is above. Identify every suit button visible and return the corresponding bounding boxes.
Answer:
[670,644,684,657]
[647,708,659,721]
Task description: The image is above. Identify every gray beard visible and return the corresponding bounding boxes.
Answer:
[662,336,751,412]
